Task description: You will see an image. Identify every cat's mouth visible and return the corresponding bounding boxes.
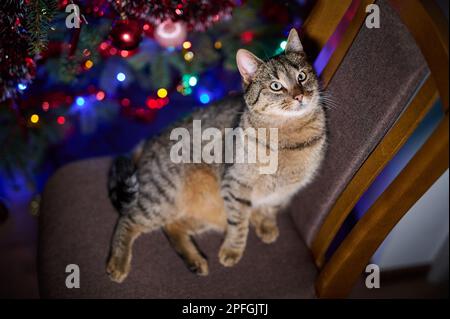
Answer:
[293,100,308,110]
[292,97,313,111]
[279,95,317,116]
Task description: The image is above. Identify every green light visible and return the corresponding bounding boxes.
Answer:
[182,74,191,82]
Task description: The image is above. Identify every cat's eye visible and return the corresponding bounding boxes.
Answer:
[298,71,307,82]
[270,81,283,91]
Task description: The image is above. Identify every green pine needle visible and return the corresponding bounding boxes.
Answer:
[25,0,58,56]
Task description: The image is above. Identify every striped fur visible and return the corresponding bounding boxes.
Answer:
[108,156,139,212]
[106,29,327,282]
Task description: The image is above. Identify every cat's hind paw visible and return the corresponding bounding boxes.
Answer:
[255,223,279,244]
[106,255,130,283]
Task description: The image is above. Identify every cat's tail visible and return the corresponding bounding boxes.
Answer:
[108,156,139,214]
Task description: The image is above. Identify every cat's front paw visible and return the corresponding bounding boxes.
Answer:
[106,255,130,283]
[219,246,243,267]
[255,222,279,244]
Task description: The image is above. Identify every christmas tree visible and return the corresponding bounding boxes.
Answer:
[0,0,312,185]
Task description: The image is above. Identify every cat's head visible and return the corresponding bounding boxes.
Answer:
[237,29,320,118]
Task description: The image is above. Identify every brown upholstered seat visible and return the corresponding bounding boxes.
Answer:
[39,158,317,298]
[38,0,434,298]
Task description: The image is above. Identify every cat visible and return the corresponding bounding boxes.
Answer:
[106,29,327,282]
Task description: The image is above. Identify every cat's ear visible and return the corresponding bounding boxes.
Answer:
[285,28,303,54]
[236,49,263,84]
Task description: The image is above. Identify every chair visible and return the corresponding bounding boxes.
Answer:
[38,0,449,298]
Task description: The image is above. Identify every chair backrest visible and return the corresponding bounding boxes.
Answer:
[291,0,429,246]
[294,0,449,297]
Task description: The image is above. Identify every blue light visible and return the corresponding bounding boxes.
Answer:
[76,97,85,106]
[17,83,27,91]
[116,72,126,82]
[199,93,210,104]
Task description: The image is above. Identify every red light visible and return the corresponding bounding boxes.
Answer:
[121,98,131,107]
[42,101,50,111]
[146,98,159,109]
[120,50,129,58]
[240,31,254,44]
[100,42,108,50]
[161,97,169,106]
[109,47,117,55]
[57,116,66,125]
[96,91,105,101]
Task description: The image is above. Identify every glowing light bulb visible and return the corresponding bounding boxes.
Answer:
[199,93,210,104]
[122,33,131,42]
[42,101,50,111]
[84,60,94,69]
[280,40,287,50]
[76,97,85,106]
[157,88,168,98]
[57,116,66,125]
[188,76,198,87]
[116,72,126,82]
[96,91,105,101]
[30,114,39,123]
[182,41,192,49]
[18,83,27,90]
[184,51,194,61]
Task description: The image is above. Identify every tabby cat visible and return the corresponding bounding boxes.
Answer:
[106,29,327,282]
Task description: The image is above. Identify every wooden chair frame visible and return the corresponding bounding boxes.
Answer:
[301,0,449,298]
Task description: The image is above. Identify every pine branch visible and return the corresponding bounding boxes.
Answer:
[25,0,58,56]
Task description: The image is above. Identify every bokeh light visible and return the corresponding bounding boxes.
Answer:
[30,114,39,124]
[157,88,168,98]
[188,76,198,87]
[76,97,85,106]
[116,72,126,82]
[199,93,210,104]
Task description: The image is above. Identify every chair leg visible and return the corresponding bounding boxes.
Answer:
[316,115,449,298]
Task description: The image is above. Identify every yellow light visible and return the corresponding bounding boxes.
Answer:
[30,114,39,123]
[84,60,94,69]
[182,41,192,49]
[184,51,194,61]
[214,41,222,49]
[157,88,168,98]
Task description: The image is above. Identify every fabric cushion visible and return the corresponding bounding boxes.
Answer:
[38,158,317,298]
[290,0,429,245]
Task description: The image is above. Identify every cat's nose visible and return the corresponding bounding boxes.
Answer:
[294,94,303,102]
